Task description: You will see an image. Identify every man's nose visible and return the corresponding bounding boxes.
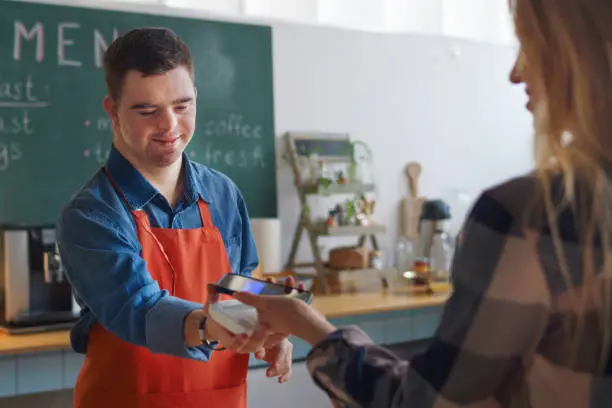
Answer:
[157,108,178,131]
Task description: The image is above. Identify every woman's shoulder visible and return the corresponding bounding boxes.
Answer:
[466,173,543,232]
[466,171,580,246]
[456,172,580,298]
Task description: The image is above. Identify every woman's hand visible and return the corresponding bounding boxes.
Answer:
[253,338,294,383]
[234,290,337,346]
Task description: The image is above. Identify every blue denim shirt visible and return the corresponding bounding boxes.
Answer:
[56,146,259,361]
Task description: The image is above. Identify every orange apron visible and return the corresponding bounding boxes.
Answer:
[72,170,250,408]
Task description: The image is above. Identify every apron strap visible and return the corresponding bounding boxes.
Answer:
[196,200,214,228]
[103,167,134,211]
[103,167,177,294]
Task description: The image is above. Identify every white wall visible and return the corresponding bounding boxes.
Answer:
[27,0,516,44]
[272,23,533,265]
[159,0,517,45]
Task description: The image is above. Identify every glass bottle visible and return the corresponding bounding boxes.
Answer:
[370,250,383,269]
[428,230,454,291]
[395,235,415,277]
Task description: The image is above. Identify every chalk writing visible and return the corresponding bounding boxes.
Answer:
[93,115,264,143]
[97,117,112,132]
[196,144,265,169]
[0,74,42,102]
[0,110,33,135]
[83,143,110,164]
[203,114,262,139]
[0,74,49,135]
[12,21,119,68]
[13,22,43,62]
[58,22,81,67]
[0,102,46,108]
[0,142,23,171]
[94,114,264,138]
[94,29,119,68]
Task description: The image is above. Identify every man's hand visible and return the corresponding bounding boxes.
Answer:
[254,338,293,383]
[201,282,274,353]
[183,307,236,348]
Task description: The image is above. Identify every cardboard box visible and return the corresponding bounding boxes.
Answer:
[329,246,370,270]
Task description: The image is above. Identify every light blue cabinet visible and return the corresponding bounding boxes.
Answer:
[384,313,413,345]
[411,307,442,340]
[0,356,16,397]
[328,306,442,349]
[63,351,85,389]
[16,351,64,394]
[0,350,86,397]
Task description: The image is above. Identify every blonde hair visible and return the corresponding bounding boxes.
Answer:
[512,0,612,369]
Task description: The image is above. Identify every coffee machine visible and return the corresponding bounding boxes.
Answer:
[0,225,80,334]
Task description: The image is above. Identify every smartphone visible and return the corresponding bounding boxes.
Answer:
[214,274,313,304]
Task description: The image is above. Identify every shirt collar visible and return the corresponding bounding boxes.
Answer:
[105,145,211,210]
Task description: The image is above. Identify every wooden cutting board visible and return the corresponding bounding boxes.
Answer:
[401,196,425,239]
[401,162,425,239]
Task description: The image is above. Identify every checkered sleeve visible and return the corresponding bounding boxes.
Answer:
[306,182,552,407]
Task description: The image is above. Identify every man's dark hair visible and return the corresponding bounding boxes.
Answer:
[103,27,194,100]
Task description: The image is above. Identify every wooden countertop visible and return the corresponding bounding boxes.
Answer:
[0,329,72,355]
[0,288,449,356]
[312,288,449,318]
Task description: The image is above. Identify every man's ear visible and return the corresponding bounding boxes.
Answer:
[102,96,118,122]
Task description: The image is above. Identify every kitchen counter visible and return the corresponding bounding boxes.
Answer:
[315,288,448,318]
[0,330,71,355]
[0,288,449,356]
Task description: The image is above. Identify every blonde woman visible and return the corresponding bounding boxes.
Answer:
[230,1,612,406]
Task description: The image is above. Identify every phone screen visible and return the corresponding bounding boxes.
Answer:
[215,274,313,303]
[241,279,267,294]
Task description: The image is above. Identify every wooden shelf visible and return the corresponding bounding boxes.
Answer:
[302,181,375,195]
[284,132,384,294]
[313,223,386,236]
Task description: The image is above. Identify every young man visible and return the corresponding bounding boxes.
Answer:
[56,27,292,408]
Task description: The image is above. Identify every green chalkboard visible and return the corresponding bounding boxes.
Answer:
[0,0,276,225]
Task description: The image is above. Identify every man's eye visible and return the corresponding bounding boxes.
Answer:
[138,110,156,116]
[175,105,188,112]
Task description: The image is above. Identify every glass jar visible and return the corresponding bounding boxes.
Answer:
[370,250,383,269]
[395,235,416,276]
[428,230,454,291]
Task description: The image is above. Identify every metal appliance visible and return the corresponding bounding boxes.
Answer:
[0,225,80,334]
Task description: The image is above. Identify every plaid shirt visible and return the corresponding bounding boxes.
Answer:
[306,175,612,407]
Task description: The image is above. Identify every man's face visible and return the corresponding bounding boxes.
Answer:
[104,66,196,169]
